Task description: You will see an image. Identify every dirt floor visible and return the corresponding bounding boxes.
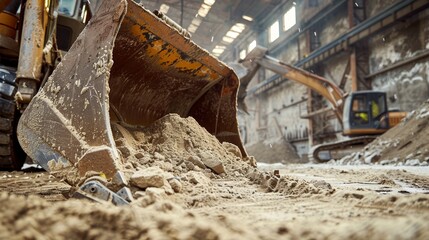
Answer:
[0,163,428,239]
[0,112,428,239]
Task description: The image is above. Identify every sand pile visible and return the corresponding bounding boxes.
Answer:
[333,99,429,166]
[245,138,303,164]
[0,192,257,240]
[108,114,257,197]
[112,114,255,173]
[44,113,329,209]
[109,114,330,205]
[0,111,336,239]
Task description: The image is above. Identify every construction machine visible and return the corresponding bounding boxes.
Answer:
[236,46,407,162]
[0,0,246,204]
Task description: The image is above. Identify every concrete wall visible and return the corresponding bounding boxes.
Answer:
[366,0,399,18]
[322,52,350,89]
[299,0,333,24]
[369,9,429,112]
[318,5,349,46]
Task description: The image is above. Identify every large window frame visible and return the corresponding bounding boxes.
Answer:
[283,6,296,31]
[248,40,257,52]
[269,20,280,43]
[239,49,247,60]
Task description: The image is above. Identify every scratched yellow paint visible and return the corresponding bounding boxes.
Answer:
[197,65,220,80]
[173,58,202,71]
[129,23,221,81]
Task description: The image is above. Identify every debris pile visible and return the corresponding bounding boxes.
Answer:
[0,192,257,240]
[1,113,428,239]
[333,99,429,166]
[111,114,329,201]
[108,114,257,197]
[0,114,334,239]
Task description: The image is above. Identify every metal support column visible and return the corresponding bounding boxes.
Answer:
[349,49,358,91]
[305,30,314,147]
[307,88,314,146]
[348,0,359,92]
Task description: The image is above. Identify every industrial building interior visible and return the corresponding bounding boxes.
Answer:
[139,0,429,163]
[0,0,428,238]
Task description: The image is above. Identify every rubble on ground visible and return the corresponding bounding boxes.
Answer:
[332,99,429,166]
[1,112,428,239]
[111,114,327,201]
[0,192,258,240]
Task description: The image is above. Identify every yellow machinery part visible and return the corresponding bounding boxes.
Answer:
[0,11,18,39]
[388,111,407,128]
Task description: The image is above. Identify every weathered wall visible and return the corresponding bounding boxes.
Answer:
[322,52,350,88]
[279,41,300,64]
[369,10,429,112]
[240,82,307,139]
[366,0,399,18]
[318,5,349,46]
[239,81,309,158]
[265,82,308,140]
[299,0,333,24]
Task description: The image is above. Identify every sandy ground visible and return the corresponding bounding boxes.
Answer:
[1,113,429,239]
[0,163,428,239]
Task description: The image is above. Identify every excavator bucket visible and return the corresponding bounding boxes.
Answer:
[17,0,246,179]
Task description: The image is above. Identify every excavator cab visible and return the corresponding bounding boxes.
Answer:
[343,91,389,136]
[56,0,92,51]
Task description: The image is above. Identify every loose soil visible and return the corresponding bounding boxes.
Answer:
[1,114,428,239]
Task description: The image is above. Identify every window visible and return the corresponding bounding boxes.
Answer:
[59,0,77,16]
[283,6,296,31]
[242,15,253,21]
[352,95,369,125]
[373,95,386,118]
[239,49,246,60]
[269,20,279,43]
[248,40,256,52]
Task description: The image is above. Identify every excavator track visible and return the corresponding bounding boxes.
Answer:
[0,67,25,170]
[310,136,377,163]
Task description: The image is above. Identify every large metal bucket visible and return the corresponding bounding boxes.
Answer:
[17,0,245,178]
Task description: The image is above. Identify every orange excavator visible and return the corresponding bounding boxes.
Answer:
[235,46,407,162]
[0,0,246,204]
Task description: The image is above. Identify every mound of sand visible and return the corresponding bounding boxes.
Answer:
[0,192,257,240]
[245,138,303,164]
[111,114,329,203]
[116,113,256,173]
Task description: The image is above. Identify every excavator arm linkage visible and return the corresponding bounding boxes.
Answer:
[237,46,346,123]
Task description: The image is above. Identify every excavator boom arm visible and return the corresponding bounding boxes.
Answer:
[239,46,346,122]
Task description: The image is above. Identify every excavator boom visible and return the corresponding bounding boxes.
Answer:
[238,46,346,123]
